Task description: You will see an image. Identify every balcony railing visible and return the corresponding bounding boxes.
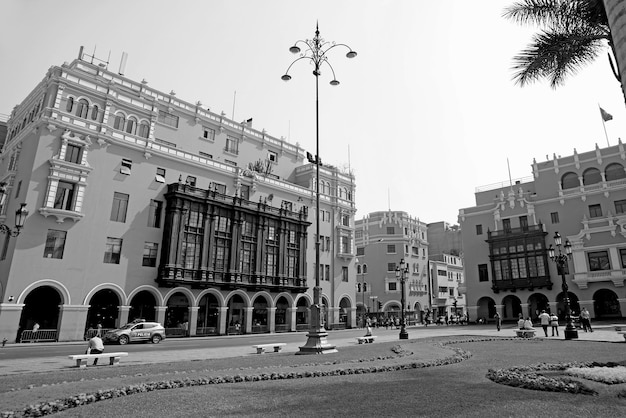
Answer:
[491,277,553,293]
[488,224,543,238]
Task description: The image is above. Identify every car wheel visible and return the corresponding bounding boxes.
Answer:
[118,335,129,345]
[151,334,162,344]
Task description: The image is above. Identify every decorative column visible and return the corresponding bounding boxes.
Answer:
[218,307,229,335]
[467,305,478,324]
[188,306,199,337]
[347,307,356,328]
[244,307,254,334]
[520,303,530,318]
[58,304,90,342]
[118,306,131,327]
[287,307,297,332]
[156,306,168,326]
[268,307,277,333]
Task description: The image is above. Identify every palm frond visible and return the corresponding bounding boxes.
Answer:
[511,28,607,88]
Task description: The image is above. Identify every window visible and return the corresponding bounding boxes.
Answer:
[356,247,365,256]
[65,144,82,164]
[120,158,132,175]
[438,269,447,277]
[561,172,579,190]
[110,192,129,223]
[225,135,239,154]
[387,262,396,272]
[158,110,179,128]
[326,236,331,252]
[114,114,125,130]
[126,117,137,134]
[43,230,66,259]
[449,288,454,296]
[340,236,350,254]
[138,122,150,138]
[342,214,350,227]
[148,200,163,228]
[478,264,489,282]
[588,251,610,271]
[325,264,330,281]
[0,234,8,260]
[268,151,277,162]
[589,204,602,218]
[583,168,602,185]
[203,127,215,141]
[76,99,89,119]
[104,237,122,264]
[186,176,196,187]
[142,242,159,267]
[519,216,528,231]
[388,282,397,291]
[551,212,560,224]
[386,244,396,254]
[502,219,511,232]
[155,138,177,148]
[54,181,77,211]
[214,184,226,194]
[615,200,626,214]
[605,163,626,181]
[225,159,237,166]
[342,266,348,282]
[476,224,482,235]
[155,168,166,183]
[199,151,213,159]
[240,184,250,200]
[386,227,395,235]
[66,97,74,112]
[14,181,21,198]
[91,105,99,121]
[620,249,626,268]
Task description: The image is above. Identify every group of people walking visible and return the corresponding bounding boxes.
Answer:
[494,307,593,336]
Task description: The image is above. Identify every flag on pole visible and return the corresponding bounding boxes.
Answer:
[599,106,613,122]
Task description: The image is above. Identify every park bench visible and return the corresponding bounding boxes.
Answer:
[615,326,626,341]
[514,329,536,338]
[68,352,128,368]
[357,336,377,344]
[252,343,286,354]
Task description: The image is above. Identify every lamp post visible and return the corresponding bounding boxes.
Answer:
[395,258,409,340]
[0,183,28,237]
[548,232,578,340]
[282,24,356,355]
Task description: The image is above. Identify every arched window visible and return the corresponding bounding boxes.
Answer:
[76,99,89,119]
[561,172,579,190]
[138,122,150,138]
[363,264,368,274]
[114,114,125,130]
[91,105,99,121]
[66,97,74,112]
[126,117,137,134]
[357,265,362,274]
[582,168,602,185]
[605,163,626,181]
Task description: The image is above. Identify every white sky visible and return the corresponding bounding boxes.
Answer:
[2,0,625,225]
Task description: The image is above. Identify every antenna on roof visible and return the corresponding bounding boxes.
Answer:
[78,45,110,69]
[118,52,128,76]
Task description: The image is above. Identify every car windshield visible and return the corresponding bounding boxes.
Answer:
[119,324,135,330]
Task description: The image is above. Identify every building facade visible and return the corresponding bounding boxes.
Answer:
[0,50,358,342]
[460,144,626,323]
[354,211,430,324]
[428,253,465,320]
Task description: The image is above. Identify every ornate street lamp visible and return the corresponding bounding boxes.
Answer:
[282,24,356,355]
[395,258,409,340]
[548,232,578,340]
[0,183,28,237]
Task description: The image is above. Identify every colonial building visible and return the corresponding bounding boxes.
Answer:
[354,211,429,324]
[459,144,626,323]
[428,253,465,319]
[0,49,357,342]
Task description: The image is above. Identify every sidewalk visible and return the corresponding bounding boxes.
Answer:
[0,324,623,376]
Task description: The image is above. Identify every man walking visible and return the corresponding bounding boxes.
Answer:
[538,310,551,337]
[580,308,593,332]
[494,312,501,331]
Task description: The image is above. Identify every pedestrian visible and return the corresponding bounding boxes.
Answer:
[394,317,399,329]
[32,322,39,333]
[522,317,535,330]
[445,315,449,326]
[96,322,103,338]
[494,312,502,331]
[550,312,559,337]
[364,324,372,337]
[538,310,550,337]
[86,334,104,365]
[580,308,593,332]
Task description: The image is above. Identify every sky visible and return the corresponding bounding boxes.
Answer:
[2,0,626,225]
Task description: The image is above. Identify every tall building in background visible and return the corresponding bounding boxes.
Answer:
[460,144,626,323]
[0,49,357,342]
[354,211,429,324]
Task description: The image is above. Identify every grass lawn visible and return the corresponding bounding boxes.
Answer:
[3,337,626,417]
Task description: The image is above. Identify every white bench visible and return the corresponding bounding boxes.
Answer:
[252,343,286,354]
[514,329,536,338]
[357,336,377,344]
[615,326,626,341]
[68,352,128,368]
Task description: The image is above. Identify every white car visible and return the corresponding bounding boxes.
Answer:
[103,321,166,345]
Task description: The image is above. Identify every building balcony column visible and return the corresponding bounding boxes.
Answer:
[188,306,199,336]
[156,306,167,325]
[118,306,131,327]
[218,307,229,335]
[520,303,530,318]
[58,304,90,342]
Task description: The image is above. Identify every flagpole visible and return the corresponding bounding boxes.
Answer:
[602,118,610,147]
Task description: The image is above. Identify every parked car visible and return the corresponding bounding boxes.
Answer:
[103,321,166,345]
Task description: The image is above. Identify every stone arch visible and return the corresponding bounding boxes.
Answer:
[582,167,602,185]
[605,162,626,181]
[224,289,252,307]
[593,288,622,319]
[274,295,291,332]
[295,295,311,329]
[476,296,496,322]
[226,293,247,334]
[18,279,70,305]
[85,287,122,331]
[501,294,522,321]
[83,283,125,306]
[556,291,580,320]
[251,294,270,332]
[273,292,295,307]
[163,287,195,307]
[164,291,192,331]
[561,172,579,190]
[126,285,163,306]
[195,289,225,307]
[252,290,275,308]
[338,295,352,326]
[527,293,550,319]
[18,285,64,340]
[196,291,221,336]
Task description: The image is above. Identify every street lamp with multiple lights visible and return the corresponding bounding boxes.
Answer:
[548,232,579,340]
[0,183,28,237]
[282,24,357,354]
[395,259,409,340]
